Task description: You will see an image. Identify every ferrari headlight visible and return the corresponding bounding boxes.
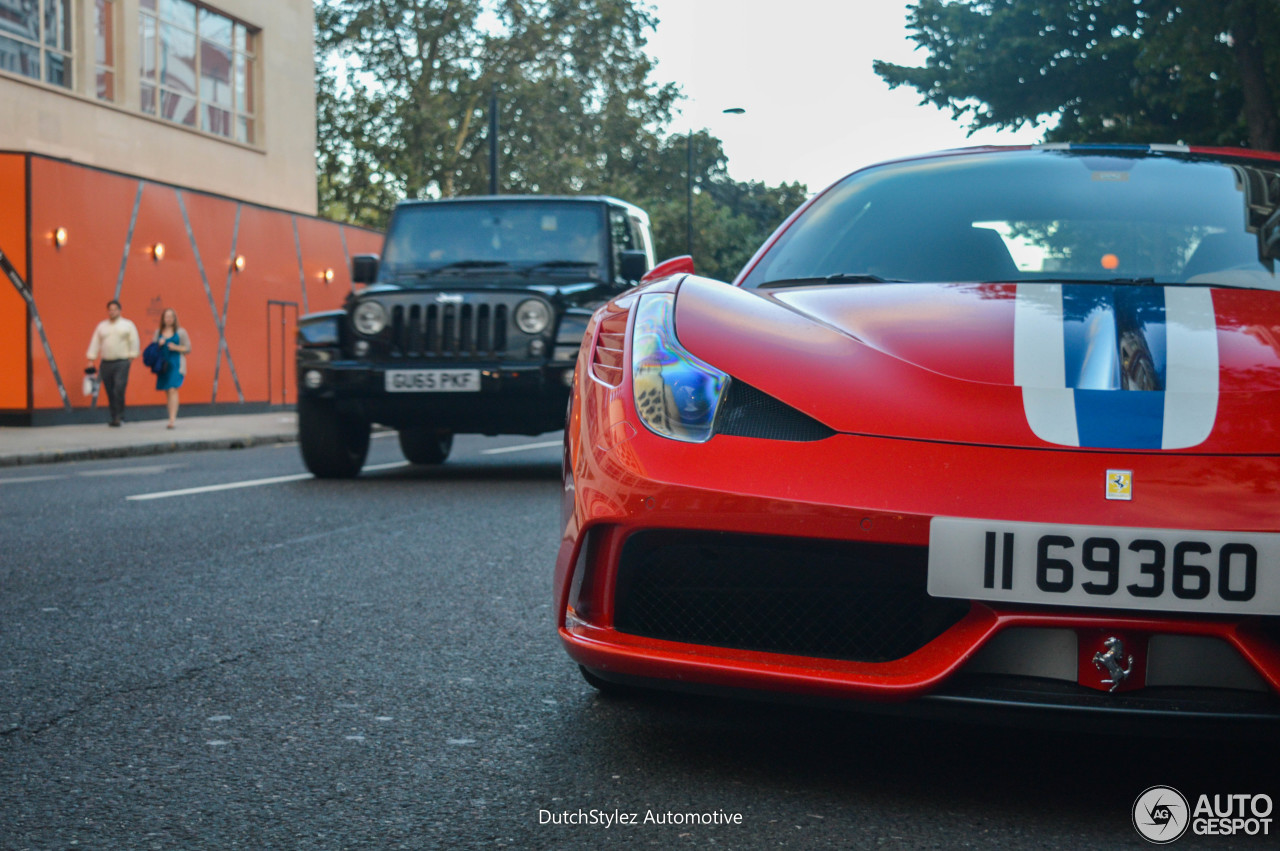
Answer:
[631,293,729,443]
[352,300,386,336]
[515,298,551,334]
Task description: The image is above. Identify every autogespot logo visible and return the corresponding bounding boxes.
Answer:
[1134,786,1190,844]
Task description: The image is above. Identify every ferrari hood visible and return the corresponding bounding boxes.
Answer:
[672,276,1280,453]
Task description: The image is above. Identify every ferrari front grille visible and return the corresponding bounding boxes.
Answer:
[389,303,509,358]
[613,531,969,663]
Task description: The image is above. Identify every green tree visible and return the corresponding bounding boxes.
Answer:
[315,0,679,225]
[873,0,1280,150]
[314,0,807,278]
[617,130,808,281]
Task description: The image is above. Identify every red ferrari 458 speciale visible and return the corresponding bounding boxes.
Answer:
[556,144,1280,729]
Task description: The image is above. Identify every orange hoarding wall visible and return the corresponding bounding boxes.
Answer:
[0,154,28,409]
[295,214,360,317]
[223,203,305,405]
[151,186,243,408]
[18,155,380,418]
[30,159,154,413]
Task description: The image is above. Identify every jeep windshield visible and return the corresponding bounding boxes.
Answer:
[381,201,608,283]
[741,149,1280,292]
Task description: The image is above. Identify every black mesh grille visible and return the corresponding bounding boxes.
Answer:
[716,381,834,442]
[614,531,969,663]
[1258,617,1280,648]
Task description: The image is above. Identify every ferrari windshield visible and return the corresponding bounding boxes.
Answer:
[741,149,1280,291]
[381,201,607,280]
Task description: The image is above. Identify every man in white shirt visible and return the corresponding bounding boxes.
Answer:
[86,300,141,426]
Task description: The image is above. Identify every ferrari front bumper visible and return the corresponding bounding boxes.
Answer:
[556,428,1280,720]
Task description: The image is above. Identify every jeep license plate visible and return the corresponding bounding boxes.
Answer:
[385,369,481,393]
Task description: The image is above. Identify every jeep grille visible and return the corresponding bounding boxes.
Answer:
[389,303,509,358]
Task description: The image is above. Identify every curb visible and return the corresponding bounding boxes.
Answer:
[0,433,299,468]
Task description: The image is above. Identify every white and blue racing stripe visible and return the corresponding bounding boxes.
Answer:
[1014,284,1218,450]
[1033,142,1191,154]
[1161,286,1220,449]
[1067,285,1165,449]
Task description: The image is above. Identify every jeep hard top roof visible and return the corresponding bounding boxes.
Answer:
[394,195,650,224]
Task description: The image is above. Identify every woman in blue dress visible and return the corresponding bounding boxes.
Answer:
[154,308,191,428]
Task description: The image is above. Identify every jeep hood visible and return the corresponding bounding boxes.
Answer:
[363,278,601,299]
[672,276,1280,453]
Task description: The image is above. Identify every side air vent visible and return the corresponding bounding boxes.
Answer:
[589,305,631,386]
[716,380,835,442]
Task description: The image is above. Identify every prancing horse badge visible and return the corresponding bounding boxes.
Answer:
[1106,470,1132,501]
[1093,637,1135,692]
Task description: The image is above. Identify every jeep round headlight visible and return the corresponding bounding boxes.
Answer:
[515,299,551,335]
[353,300,387,336]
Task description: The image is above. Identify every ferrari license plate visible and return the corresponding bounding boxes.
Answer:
[385,369,480,393]
[928,517,1280,615]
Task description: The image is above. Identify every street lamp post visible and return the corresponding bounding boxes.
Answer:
[489,89,499,195]
[686,130,694,256]
[686,108,745,258]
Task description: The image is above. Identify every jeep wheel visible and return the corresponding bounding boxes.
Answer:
[298,397,371,478]
[398,427,453,465]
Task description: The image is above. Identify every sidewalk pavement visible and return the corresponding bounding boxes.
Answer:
[0,412,300,468]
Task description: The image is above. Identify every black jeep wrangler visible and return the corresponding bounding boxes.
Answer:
[295,195,654,477]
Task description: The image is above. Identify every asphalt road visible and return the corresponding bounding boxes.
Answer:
[1,434,1276,850]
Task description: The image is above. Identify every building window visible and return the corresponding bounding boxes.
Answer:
[0,0,73,89]
[139,0,256,143]
[94,0,115,101]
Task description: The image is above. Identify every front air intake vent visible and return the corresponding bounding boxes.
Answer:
[614,531,969,663]
[589,305,631,386]
[715,380,835,442]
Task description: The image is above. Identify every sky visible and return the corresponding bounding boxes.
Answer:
[642,0,1050,192]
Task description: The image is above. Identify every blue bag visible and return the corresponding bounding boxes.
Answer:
[143,341,169,375]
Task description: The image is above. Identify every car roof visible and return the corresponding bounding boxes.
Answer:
[395,194,650,223]
[846,143,1280,179]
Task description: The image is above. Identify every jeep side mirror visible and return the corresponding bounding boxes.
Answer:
[618,250,651,286]
[352,254,380,285]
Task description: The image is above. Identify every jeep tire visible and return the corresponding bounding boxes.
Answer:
[398,426,453,465]
[298,396,371,478]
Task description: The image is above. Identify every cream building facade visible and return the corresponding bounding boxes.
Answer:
[0,0,318,214]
